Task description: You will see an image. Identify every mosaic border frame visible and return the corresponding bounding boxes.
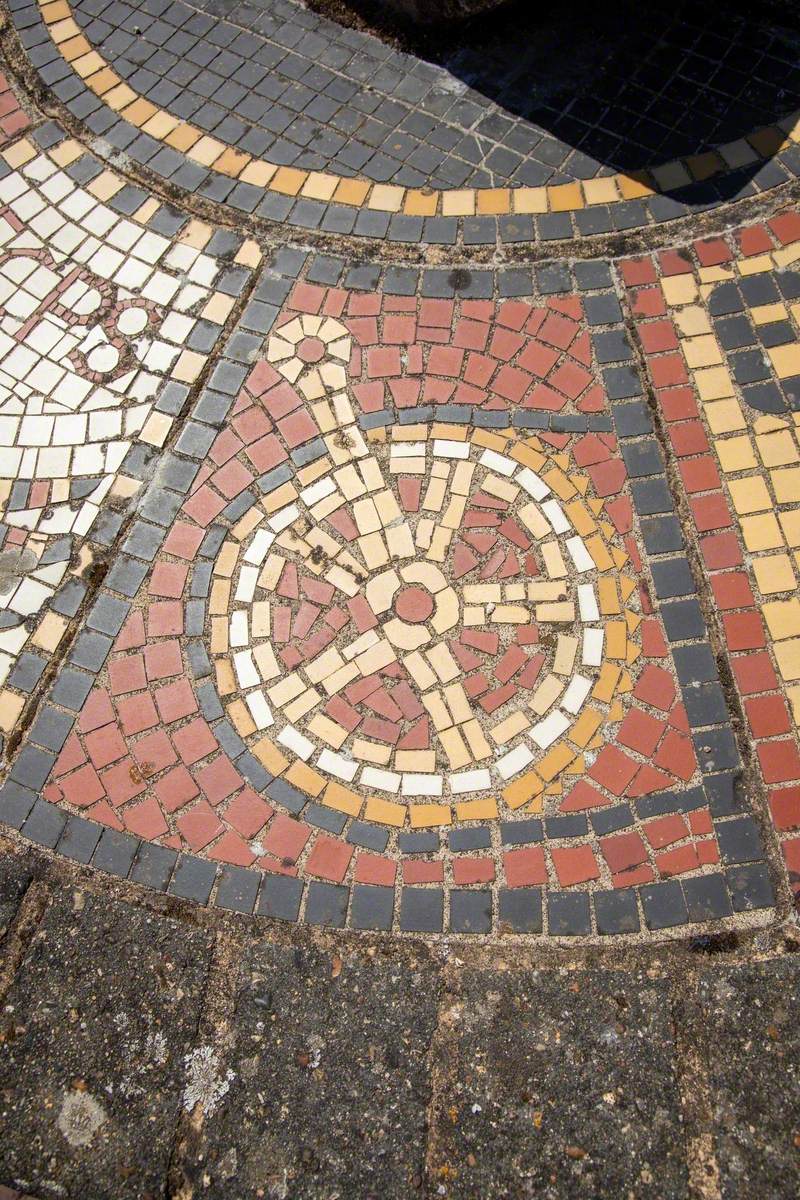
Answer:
[0,164,776,935]
[7,0,800,246]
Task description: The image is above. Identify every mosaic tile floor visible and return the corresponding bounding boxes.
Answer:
[9,0,800,244]
[0,1,797,941]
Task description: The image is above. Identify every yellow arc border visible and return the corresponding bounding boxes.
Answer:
[37,0,800,220]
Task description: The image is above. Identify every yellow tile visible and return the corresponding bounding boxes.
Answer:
[704,400,746,436]
[775,638,800,681]
[753,554,796,595]
[751,302,788,325]
[502,770,543,810]
[537,742,573,782]
[85,66,118,95]
[133,197,159,224]
[772,466,800,503]
[729,475,772,514]
[695,365,735,402]
[715,435,756,473]
[675,306,712,336]
[104,83,137,111]
[251,729,289,777]
[512,187,547,213]
[60,34,91,61]
[686,150,724,180]
[179,218,213,249]
[749,125,789,157]
[31,611,67,652]
[582,176,619,204]
[189,136,227,167]
[741,512,784,551]
[662,275,698,306]
[763,598,800,640]
[403,189,437,216]
[768,343,800,379]
[74,54,110,81]
[779,509,800,547]
[738,254,775,277]
[3,139,36,168]
[683,334,723,369]
[333,177,371,206]
[165,123,201,152]
[48,16,80,40]
[617,171,654,199]
[409,803,450,828]
[757,429,798,467]
[0,691,24,734]
[270,166,307,195]
[440,189,474,216]
[240,160,277,187]
[41,1,70,20]
[364,796,405,826]
[49,138,83,166]
[120,97,157,127]
[549,182,583,211]
[367,184,404,212]
[213,147,250,177]
[706,272,736,293]
[285,761,325,796]
[300,171,338,201]
[322,782,362,817]
[455,797,498,821]
[476,188,511,214]
[142,110,180,139]
[86,169,123,200]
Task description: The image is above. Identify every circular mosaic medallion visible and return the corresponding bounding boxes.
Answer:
[208,419,640,827]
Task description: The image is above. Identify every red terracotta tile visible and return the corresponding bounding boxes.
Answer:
[172,718,217,766]
[117,693,159,736]
[207,830,257,866]
[353,853,397,886]
[84,724,127,770]
[723,612,765,652]
[177,800,224,851]
[100,758,147,806]
[757,739,800,785]
[61,762,105,808]
[600,831,648,873]
[123,795,169,840]
[588,746,639,796]
[154,678,198,723]
[644,814,689,849]
[746,694,792,738]
[617,709,665,756]
[262,814,311,863]
[108,654,147,696]
[452,858,495,885]
[403,860,444,884]
[551,844,600,887]
[78,687,116,733]
[154,764,199,812]
[502,845,547,887]
[305,835,353,883]
[656,844,700,877]
[194,755,243,805]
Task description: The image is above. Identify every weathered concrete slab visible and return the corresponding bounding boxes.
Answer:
[0,893,213,1200]
[699,957,800,1199]
[178,942,441,1198]
[430,967,688,1198]
[0,852,31,942]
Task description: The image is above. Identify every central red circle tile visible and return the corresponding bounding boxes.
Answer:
[394,585,434,623]
[297,336,325,364]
